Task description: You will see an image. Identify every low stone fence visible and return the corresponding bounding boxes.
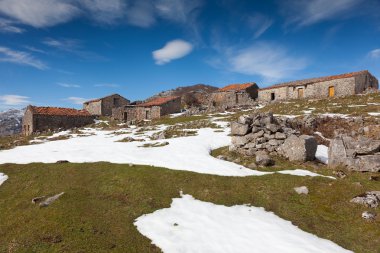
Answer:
[229,113,318,163]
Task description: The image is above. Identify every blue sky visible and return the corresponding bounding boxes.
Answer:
[0,0,379,110]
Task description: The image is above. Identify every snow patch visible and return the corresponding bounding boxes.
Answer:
[135,194,352,253]
[278,169,334,179]
[316,145,329,164]
[0,173,8,186]
[368,112,380,116]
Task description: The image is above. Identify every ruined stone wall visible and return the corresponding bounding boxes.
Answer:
[112,106,161,123]
[101,94,130,116]
[159,97,181,116]
[22,107,34,136]
[354,72,379,93]
[209,91,256,108]
[258,87,288,102]
[84,100,102,116]
[23,114,94,135]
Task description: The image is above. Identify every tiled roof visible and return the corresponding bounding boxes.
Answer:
[83,93,120,104]
[218,83,256,92]
[138,96,180,107]
[30,106,91,116]
[260,70,369,91]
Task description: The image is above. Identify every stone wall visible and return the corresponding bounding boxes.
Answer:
[159,97,181,116]
[258,86,288,102]
[84,94,130,116]
[354,72,379,93]
[22,108,34,135]
[83,100,102,116]
[112,106,161,123]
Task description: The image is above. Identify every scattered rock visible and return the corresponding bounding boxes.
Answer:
[217,155,226,160]
[231,122,250,136]
[39,192,65,208]
[350,191,380,208]
[362,211,376,221]
[333,170,347,179]
[32,196,45,204]
[247,163,257,169]
[255,151,274,166]
[369,175,380,181]
[294,186,309,195]
[56,160,69,164]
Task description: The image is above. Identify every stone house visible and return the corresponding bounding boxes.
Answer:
[209,83,259,108]
[113,96,181,123]
[83,94,130,116]
[258,70,379,102]
[22,106,94,136]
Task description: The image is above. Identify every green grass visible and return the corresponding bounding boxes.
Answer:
[0,163,379,252]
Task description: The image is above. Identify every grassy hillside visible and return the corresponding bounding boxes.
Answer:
[0,163,378,252]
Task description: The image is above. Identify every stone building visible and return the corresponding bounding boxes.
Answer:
[209,83,259,108]
[22,106,94,136]
[113,96,181,123]
[83,94,130,116]
[258,70,378,102]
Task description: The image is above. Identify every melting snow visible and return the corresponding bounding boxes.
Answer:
[278,169,335,179]
[0,173,8,186]
[134,194,352,253]
[368,112,380,116]
[316,145,329,164]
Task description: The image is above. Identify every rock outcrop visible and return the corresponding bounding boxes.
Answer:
[329,135,380,172]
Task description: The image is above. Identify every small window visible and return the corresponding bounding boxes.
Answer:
[271,93,275,101]
[113,98,120,106]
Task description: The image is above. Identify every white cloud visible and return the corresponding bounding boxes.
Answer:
[153,39,193,65]
[0,18,23,33]
[247,14,273,39]
[0,46,47,69]
[94,83,120,88]
[369,49,380,59]
[58,83,81,88]
[64,97,88,105]
[281,0,363,27]
[0,0,80,28]
[211,42,308,82]
[0,94,30,106]
[0,0,204,29]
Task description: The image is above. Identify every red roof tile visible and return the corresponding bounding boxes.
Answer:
[260,70,369,91]
[30,106,91,116]
[218,83,256,92]
[138,96,180,107]
[83,94,121,104]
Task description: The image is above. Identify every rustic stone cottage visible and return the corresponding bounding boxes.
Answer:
[83,94,130,116]
[209,83,259,108]
[258,70,379,102]
[113,96,181,123]
[22,106,94,136]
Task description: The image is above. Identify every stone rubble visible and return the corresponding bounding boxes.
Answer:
[350,191,380,208]
[230,113,317,162]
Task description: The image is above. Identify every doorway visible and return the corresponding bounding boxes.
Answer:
[145,110,150,119]
[270,93,275,101]
[297,88,304,98]
[123,112,128,121]
[328,86,335,97]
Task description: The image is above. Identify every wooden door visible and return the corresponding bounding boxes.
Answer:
[298,88,304,98]
[328,86,335,97]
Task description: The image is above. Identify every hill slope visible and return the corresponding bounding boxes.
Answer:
[0,109,24,136]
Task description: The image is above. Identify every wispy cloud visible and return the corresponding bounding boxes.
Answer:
[247,14,273,39]
[43,37,106,61]
[368,49,380,59]
[280,0,363,28]
[0,0,205,29]
[0,94,30,106]
[58,83,81,88]
[0,0,80,28]
[94,83,120,88]
[153,39,193,65]
[64,97,88,105]
[209,42,308,83]
[0,18,23,33]
[0,46,47,69]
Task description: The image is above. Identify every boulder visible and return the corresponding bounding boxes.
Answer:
[350,191,380,208]
[280,135,317,162]
[275,132,286,140]
[238,115,252,125]
[362,211,376,221]
[294,186,309,195]
[266,124,280,133]
[255,151,274,166]
[231,136,250,147]
[231,122,250,136]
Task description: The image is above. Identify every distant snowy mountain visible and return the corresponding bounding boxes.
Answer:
[0,108,24,136]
